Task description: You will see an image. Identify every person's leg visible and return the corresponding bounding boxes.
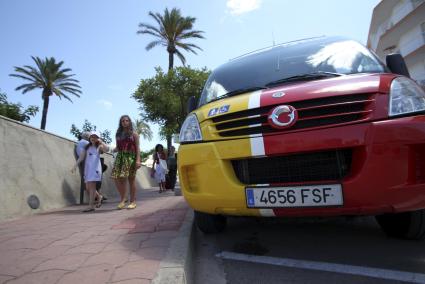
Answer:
[83,182,96,212]
[170,169,177,190]
[95,187,103,208]
[127,177,137,209]
[115,178,127,209]
[128,177,136,202]
[78,163,86,204]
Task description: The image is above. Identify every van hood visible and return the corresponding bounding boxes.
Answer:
[196,73,396,123]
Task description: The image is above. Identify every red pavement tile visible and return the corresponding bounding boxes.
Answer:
[111,259,160,282]
[84,250,131,266]
[128,247,168,262]
[57,263,114,284]
[5,270,68,284]
[50,236,92,247]
[0,192,190,284]
[33,253,91,272]
[0,249,33,264]
[0,238,55,251]
[117,233,149,250]
[63,242,107,255]
[128,225,156,234]
[85,234,120,244]
[111,222,136,230]
[149,230,179,239]
[157,221,183,231]
[111,279,150,284]
[0,275,15,283]
[0,263,23,277]
[22,245,71,260]
[0,256,49,277]
[139,237,172,248]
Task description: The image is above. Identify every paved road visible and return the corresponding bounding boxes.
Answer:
[194,215,425,284]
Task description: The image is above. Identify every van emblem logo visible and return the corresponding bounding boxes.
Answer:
[268,105,297,129]
[208,104,230,117]
[272,91,286,98]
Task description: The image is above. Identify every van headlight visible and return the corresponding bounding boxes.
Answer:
[389,77,425,116]
[179,113,203,143]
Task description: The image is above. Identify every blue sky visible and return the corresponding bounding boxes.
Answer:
[0,0,380,151]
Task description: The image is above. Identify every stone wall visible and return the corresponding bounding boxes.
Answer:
[0,115,156,222]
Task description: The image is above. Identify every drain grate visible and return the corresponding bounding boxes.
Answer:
[27,195,40,209]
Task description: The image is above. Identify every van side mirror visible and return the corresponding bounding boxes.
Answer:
[386,53,410,78]
[187,96,198,113]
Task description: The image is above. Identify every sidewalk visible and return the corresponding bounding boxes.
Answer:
[0,187,193,284]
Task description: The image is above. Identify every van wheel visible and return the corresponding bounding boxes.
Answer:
[194,211,227,234]
[375,209,425,240]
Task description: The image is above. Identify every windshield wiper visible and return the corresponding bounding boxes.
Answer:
[265,71,343,88]
[208,86,267,103]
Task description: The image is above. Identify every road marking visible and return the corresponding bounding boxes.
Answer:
[216,251,425,283]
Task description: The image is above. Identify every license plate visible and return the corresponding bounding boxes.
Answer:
[246,184,343,208]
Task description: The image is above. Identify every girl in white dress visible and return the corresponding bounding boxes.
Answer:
[151,144,168,193]
[72,131,109,212]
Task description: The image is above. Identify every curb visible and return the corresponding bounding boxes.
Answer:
[152,209,195,284]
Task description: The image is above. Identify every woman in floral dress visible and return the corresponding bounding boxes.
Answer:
[111,115,141,209]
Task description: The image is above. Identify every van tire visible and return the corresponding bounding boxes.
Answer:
[194,211,227,234]
[376,209,425,240]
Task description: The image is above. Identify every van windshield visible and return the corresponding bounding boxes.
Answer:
[198,37,386,106]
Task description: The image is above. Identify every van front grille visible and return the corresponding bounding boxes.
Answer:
[231,149,352,184]
[211,93,375,137]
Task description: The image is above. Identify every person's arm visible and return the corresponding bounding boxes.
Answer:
[134,133,141,169]
[151,152,156,176]
[97,139,109,153]
[71,150,86,173]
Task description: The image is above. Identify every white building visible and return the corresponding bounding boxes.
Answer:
[367,0,425,87]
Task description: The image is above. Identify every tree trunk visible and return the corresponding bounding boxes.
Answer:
[40,91,50,130]
[179,94,185,129]
[168,51,174,71]
[167,51,174,155]
[166,135,172,156]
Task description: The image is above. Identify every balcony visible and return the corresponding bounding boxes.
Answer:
[400,32,425,57]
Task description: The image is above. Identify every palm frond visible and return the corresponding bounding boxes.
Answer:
[55,82,82,89]
[15,83,41,91]
[137,23,162,35]
[146,40,165,50]
[175,42,200,54]
[19,85,40,94]
[178,30,205,40]
[56,86,82,96]
[148,11,163,28]
[10,66,44,84]
[175,50,186,66]
[9,73,39,83]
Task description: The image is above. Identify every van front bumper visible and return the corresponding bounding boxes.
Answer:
[178,115,425,217]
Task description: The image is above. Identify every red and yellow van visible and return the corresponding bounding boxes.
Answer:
[178,36,425,239]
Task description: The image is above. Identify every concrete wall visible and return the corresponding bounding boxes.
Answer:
[0,115,156,222]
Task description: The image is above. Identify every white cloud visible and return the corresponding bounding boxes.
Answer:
[97,99,113,110]
[227,0,261,15]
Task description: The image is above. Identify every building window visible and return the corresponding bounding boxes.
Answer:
[421,22,425,41]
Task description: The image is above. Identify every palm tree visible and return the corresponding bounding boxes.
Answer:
[10,56,82,130]
[134,119,153,141]
[137,7,205,71]
[137,8,204,151]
